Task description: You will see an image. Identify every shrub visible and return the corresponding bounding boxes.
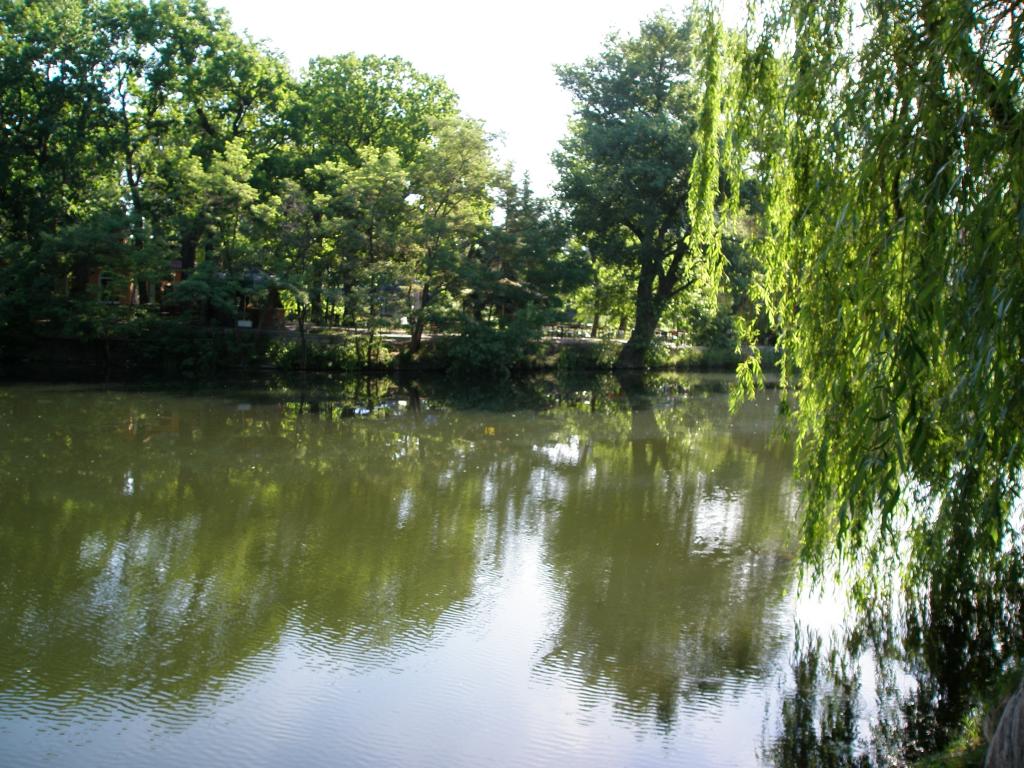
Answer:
[264,337,371,372]
[554,341,620,371]
[442,305,547,377]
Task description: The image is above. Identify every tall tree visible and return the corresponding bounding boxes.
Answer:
[468,179,586,328]
[154,1,291,275]
[312,147,413,337]
[555,13,728,368]
[296,54,457,168]
[406,116,499,353]
[280,53,456,326]
[0,0,293,318]
[0,0,121,317]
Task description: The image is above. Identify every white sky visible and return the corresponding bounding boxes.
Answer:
[213,1,745,194]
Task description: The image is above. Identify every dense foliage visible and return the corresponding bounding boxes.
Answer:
[730,0,1024,718]
[0,0,589,372]
[554,12,737,368]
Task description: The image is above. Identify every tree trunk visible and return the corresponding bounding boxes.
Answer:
[409,283,431,355]
[311,289,323,326]
[297,308,308,370]
[590,314,601,338]
[124,141,151,307]
[70,260,92,297]
[259,286,283,330]
[181,229,199,277]
[616,316,628,338]
[616,264,660,369]
[616,372,670,471]
[365,306,377,368]
[341,282,355,327]
[985,676,1024,768]
[616,241,689,368]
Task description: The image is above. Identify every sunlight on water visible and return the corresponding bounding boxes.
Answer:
[0,375,822,766]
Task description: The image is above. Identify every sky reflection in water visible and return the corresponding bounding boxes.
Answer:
[0,374,808,767]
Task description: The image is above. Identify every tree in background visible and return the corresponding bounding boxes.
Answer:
[405,116,500,353]
[0,0,122,328]
[319,146,412,361]
[440,178,588,373]
[296,53,457,168]
[0,0,292,335]
[555,11,733,368]
[0,0,670,374]
[471,179,587,330]
[0,1,506,351]
[287,53,456,328]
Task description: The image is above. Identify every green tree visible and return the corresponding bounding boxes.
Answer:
[460,179,585,328]
[0,0,122,324]
[555,12,730,368]
[573,262,637,339]
[315,147,413,359]
[276,53,456,328]
[253,179,316,365]
[296,54,457,168]
[406,116,500,353]
[436,178,588,374]
[152,2,291,276]
[0,0,292,337]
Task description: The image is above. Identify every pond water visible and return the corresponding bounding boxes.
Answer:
[0,374,866,766]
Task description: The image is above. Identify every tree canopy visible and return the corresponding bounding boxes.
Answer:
[555,12,732,368]
[0,0,587,370]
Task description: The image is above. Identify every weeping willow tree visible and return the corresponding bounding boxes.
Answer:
[728,0,1024,685]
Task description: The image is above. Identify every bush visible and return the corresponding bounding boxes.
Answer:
[265,338,364,372]
[554,341,620,371]
[161,262,239,326]
[114,314,263,376]
[682,307,736,348]
[442,306,547,377]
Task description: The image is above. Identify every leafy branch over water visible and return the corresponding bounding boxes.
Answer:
[718,0,1024,757]
[728,0,1024,660]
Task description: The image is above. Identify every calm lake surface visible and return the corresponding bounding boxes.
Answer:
[0,374,809,767]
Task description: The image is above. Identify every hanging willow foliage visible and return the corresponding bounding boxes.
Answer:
[687,9,726,297]
[731,0,1024,647]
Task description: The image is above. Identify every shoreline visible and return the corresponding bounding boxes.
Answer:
[0,329,779,379]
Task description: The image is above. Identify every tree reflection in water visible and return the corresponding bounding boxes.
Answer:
[764,588,1021,767]
[538,372,798,730]
[766,627,872,768]
[0,374,798,724]
[0,373,1005,764]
